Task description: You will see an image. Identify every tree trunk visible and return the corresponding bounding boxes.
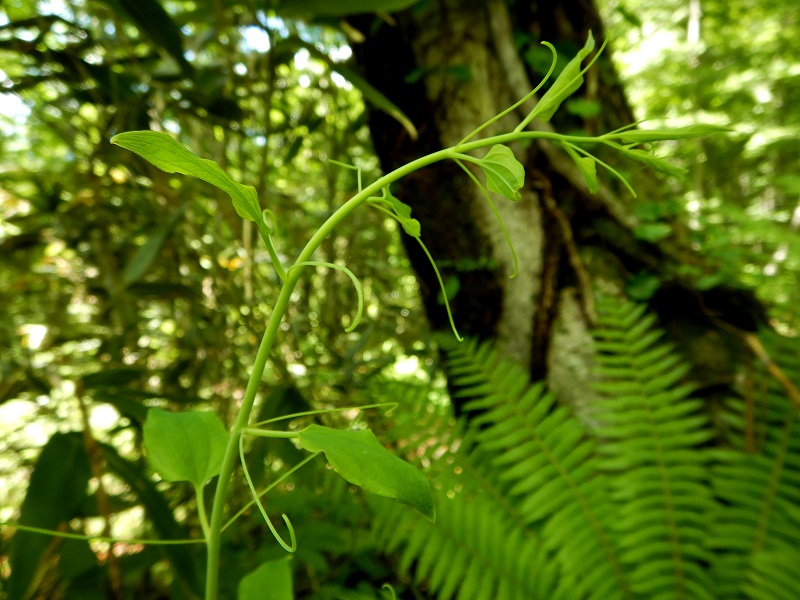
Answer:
[349,0,762,411]
[350,0,622,408]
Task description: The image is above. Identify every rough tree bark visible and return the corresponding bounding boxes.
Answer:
[349,0,762,411]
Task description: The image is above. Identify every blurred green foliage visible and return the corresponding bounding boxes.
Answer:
[1,0,799,598]
[602,0,800,320]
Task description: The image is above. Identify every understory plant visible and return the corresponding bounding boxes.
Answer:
[3,35,727,600]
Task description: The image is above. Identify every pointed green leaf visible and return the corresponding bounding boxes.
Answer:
[330,64,418,141]
[613,124,731,144]
[298,424,435,522]
[276,38,417,140]
[619,147,687,178]
[238,558,293,600]
[531,32,595,122]
[476,145,525,201]
[111,131,262,223]
[562,143,598,193]
[143,409,229,487]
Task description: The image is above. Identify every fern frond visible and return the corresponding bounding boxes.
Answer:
[743,549,800,600]
[592,297,716,600]
[708,332,800,599]
[372,487,551,600]
[441,337,631,600]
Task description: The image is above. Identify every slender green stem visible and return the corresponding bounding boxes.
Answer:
[0,522,204,545]
[251,402,398,428]
[203,128,614,599]
[195,483,210,540]
[241,428,300,439]
[204,274,300,599]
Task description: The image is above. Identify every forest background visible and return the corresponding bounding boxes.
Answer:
[1,0,799,599]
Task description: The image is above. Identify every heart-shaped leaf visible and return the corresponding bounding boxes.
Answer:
[298,425,435,522]
[475,145,525,201]
[143,409,229,488]
[111,131,262,223]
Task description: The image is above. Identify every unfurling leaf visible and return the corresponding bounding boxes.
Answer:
[613,124,731,144]
[298,424,435,522]
[111,131,262,223]
[562,143,598,193]
[476,145,525,201]
[530,32,596,122]
[143,409,229,487]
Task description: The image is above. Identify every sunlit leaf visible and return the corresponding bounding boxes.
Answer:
[297,424,435,522]
[143,409,229,487]
[531,32,596,122]
[475,145,525,201]
[111,131,262,223]
[238,558,293,600]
